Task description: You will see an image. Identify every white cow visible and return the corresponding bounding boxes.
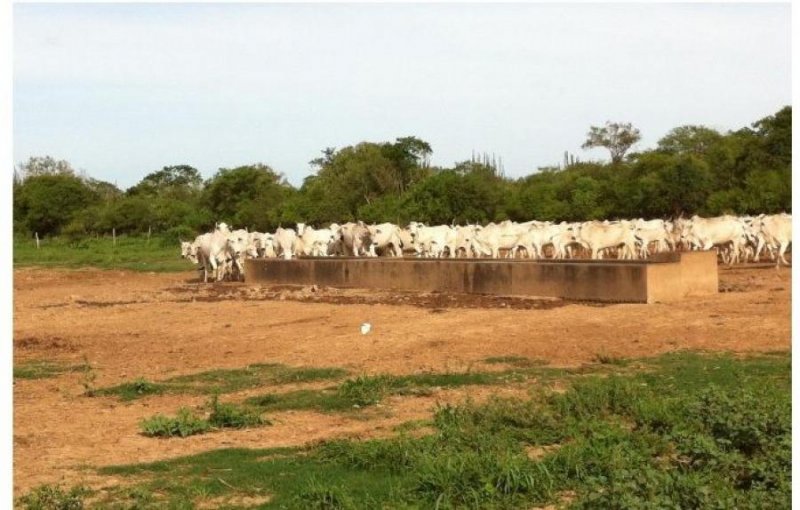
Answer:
[367,223,404,257]
[575,221,638,260]
[194,230,230,283]
[633,219,672,258]
[679,215,747,266]
[249,232,276,258]
[513,222,578,259]
[273,227,298,260]
[180,241,198,264]
[407,223,456,257]
[755,213,792,266]
[472,221,530,258]
[452,225,482,258]
[226,229,251,280]
[340,222,373,256]
[296,223,341,257]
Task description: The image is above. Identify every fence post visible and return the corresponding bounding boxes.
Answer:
[112,228,116,247]
[35,232,40,249]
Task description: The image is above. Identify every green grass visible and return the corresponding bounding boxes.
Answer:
[140,397,268,438]
[15,483,91,510]
[483,355,547,368]
[61,350,789,510]
[13,359,85,380]
[246,369,548,413]
[140,407,212,438]
[92,364,348,401]
[14,235,194,272]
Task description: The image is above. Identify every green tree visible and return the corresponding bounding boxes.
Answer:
[202,163,295,230]
[304,137,434,222]
[16,155,75,179]
[751,106,791,167]
[657,125,723,156]
[632,152,712,217]
[582,122,642,164]
[402,162,505,224]
[127,165,203,199]
[14,174,99,235]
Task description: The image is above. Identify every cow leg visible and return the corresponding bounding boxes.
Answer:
[778,242,790,266]
[208,258,218,282]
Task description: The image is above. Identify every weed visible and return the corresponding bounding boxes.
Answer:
[289,479,356,510]
[206,396,267,429]
[93,363,347,401]
[13,360,69,380]
[592,352,629,366]
[139,408,210,438]
[16,484,90,510]
[80,352,789,509]
[94,378,166,401]
[484,355,546,368]
[78,356,97,396]
[336,375,394,407]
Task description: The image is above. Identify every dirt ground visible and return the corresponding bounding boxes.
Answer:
[13,265,791,496]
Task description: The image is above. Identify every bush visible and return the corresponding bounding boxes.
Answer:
[162,225,196,246]
[17,484,90,510]
[207,396,266,429]
[335,375,394,407]
[140,408,210,438]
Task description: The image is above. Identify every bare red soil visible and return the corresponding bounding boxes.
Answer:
[13,265,790,495]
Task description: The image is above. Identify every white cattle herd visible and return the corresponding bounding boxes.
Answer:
[180,213,792,282]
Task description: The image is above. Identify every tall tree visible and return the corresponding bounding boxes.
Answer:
[202,163,294,230]
[15,174,99,235]
[657,125,723,156]
[582,122,641,163]
[127,165,203,197]
[16,156,75,179]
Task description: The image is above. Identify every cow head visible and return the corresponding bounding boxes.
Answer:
[180,241,198,263]
[227,230,250,259]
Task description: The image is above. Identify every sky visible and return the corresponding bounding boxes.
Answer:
[13,3,791,190]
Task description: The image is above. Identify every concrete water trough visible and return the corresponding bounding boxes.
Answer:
[244,251,718,303]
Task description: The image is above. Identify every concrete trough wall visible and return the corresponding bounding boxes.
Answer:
[245,251,718,303]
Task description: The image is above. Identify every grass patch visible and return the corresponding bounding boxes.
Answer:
[93,363,347,401]
[483,355,546,368]
[140,397,267,438]
[14,235,194,272]
[13,359,85,380]
[246,369,541,413]
[140,408,211,438]
[92,378,167,401]
[15,483,91,510]
[592,352,629,366]
[206,396,268,429]
[85,351,789,509]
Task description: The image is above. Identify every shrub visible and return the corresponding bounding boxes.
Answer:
[16,484,90,510]
[207,396,266,429]
[335,375,394,407]
[162,225,196,246]
[93,378,166,401]
[140,408,210,438]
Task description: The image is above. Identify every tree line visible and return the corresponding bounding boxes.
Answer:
[12,106,791,242]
